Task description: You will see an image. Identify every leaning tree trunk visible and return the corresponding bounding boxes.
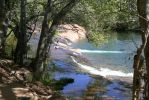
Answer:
[14,0,27,65]
[32,0,51,80]
[33,0,78,80]
[133,0,149,99]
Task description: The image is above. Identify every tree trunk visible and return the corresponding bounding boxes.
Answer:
[133,0,149,99]
[0,0,7,57]
[33,0,77,80]
[14,0,27,65]
[144,0,149,98]
[32,0,51,80]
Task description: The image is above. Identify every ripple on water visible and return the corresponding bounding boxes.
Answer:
[105,81,132,100]
[52,60,132,100]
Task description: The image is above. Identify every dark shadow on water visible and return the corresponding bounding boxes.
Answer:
[51,78,74,90]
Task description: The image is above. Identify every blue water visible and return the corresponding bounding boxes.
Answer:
[106,82,132,100]
[54,72,94,97]
[52,60,76,72]
[52,32,141,99]
[53,60,132,99]
[29,31,138,99]
[71,32,141,73]
[52,60,94,97]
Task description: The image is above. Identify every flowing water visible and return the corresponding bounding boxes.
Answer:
[52,32,141,99]
[71,32,141,74]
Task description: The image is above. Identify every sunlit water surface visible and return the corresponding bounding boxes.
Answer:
[71,32,141,73]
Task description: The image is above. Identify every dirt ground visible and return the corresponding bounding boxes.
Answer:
[0,59,66,100]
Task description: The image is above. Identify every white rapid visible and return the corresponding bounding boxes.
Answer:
[80,49,127,54]
[71,56,133,78]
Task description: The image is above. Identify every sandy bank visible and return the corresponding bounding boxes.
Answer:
[50,24,86,61]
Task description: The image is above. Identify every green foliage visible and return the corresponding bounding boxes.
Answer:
[87,31,109,47]
[61,0,138,46]
[6,33,17,47]
[40,60,53,85]
[40,72,53,85]
[64,0,138,31]
[26,0,45,21]
[5,33,17,57]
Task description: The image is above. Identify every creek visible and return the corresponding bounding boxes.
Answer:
[52,32,141,100]
[29,31,141,99]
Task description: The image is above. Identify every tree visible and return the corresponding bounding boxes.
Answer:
[13,0,43,65]
[133,0,149,99]
[0,0,20,58]
[0,0,8,57]
[64,0,138,31]
[14,0,27,65]
[32,0,78,80]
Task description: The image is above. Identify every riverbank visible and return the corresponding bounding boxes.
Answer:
[0,59,68,100]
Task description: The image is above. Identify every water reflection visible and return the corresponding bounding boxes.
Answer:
[54,72,94,97]
[71,32,141,73]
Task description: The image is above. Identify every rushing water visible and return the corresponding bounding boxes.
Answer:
[71,32,141,73]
